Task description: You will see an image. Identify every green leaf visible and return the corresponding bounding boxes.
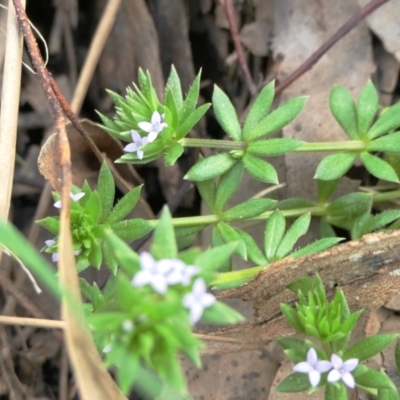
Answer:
[243,81,275,136]
[88,241,102,269]
[107,186,142,224]
[275,372,310,393]
[246,96,307,141]
[116,353,139,394]
[360,152,399,183]
[111,219,153,241]
[102,239,118,275]
[317,179,339,204]
[395,339,400,375]
[367,132,400,153]
[242,154,278,184]
[151,207,177,259]
[79,278,92,300]
[97,162,115,221]
[287,276,318,294]
[358,80,379,136]
[216,222,246,259]
[184,153,238,181]
[368,102,400,139]
[104,231,140,276]
[215,162,243,211]
[175,103,211,140]
[247,138,304,157]
[330,85,358,139]
[289,237,342,259]
[264,210,286,261]
[36,217,60,236]
[179,70,201,124]
[84,191,102,224]
[364,210,400,234]
[356,367,396,390]
[320,218,337,238]
[210,226,231,272]
[325,383,348,400]
[196,177,217,212]
[164,87,179,128]
[326,192,372,217]
[314,153,357,181]
[195,243,237,273]
[280,303,305,334]
[166,65,183,111]
[223,198,275,220]
[276,213,311,260]
[345,334,398,361]
[202,301,244,324]
[164,142,184,166]
[212,85,242,141]
[91,282,105,311]
[235,229,268,265]
[378,388,400,400]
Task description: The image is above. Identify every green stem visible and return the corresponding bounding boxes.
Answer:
[211,266,264,288]
[372,190,400,203]
[293,141,365,152]
[178,138,367,153]
[178,138,246,150]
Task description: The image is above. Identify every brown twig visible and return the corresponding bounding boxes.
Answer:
[224,0,257,96]
[12,0,72,208]
[275,0,390,94]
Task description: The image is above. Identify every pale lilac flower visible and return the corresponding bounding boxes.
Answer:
[131,252,170,294]
[293,348,332,387]
[45,240,81,263]
[54,192,85,209]
[123,130,149,160]
[183,278,215,324]
[122,320,134,332]
[138,111,167,142]
[157,258,200,286]
[327,354,358,389]
[102,343,112,353]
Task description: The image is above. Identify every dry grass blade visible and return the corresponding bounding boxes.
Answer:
[11,0,126,398]
[0,0,25,225]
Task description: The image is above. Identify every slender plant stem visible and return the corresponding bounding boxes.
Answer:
[179,137,366,153]
[294,141,365,152]
[372,190,400,203]
[275,0,389,94]
[179,138,246,150]
[224,0,257,96]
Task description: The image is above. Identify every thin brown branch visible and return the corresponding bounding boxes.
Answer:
[224,0,257,96]
[275,0,390,94]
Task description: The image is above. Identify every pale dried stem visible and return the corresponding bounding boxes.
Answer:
[0,315,65,329]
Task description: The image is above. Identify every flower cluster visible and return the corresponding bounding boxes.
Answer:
[131,252,215,324]
[294,348,358,389]
[124,111,167,160]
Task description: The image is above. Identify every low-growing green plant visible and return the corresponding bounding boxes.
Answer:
[277,275,400,399]
[3,66,400,397]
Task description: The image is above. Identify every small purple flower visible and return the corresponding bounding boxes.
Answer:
[183,278,215,324]
[45,239,81,263]
[157,258,199,286]
[131,252,170,294]
[327,354,358,389]
[123,130,149,160]
[293,348,332,387]
[54,192,85,209]
[138,111,167,142]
